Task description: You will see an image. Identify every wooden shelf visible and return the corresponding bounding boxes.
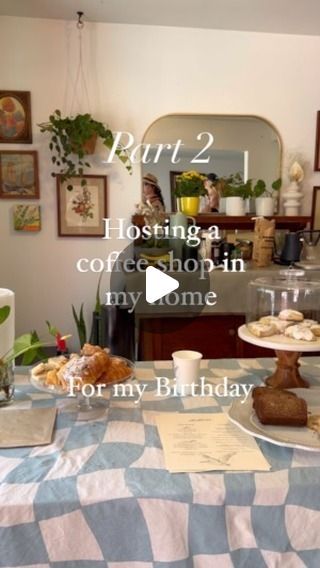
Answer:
[194,215,311,230]
[132,214,311,232]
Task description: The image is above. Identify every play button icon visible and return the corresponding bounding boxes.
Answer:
[146,266,179,303]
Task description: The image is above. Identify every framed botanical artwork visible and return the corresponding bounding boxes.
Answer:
[0,91,32,143]
[0,151,39,198]
[57,175,108,237]
[311,186,320,230]
[13,204,41,232]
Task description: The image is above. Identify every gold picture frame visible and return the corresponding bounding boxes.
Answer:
[0,90,32,143]
[0,151,39,199]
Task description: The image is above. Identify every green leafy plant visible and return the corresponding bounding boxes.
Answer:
[0,306,44,366]
[251,177,282,198]
[38,110,132,189]
[220,173,252,200]
[174,170,207,197]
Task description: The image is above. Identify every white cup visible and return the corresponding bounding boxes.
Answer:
[172,350,203,396]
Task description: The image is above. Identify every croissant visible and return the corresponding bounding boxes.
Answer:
[58,346,110,385]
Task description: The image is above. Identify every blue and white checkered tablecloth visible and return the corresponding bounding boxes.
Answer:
[1,358,320,568]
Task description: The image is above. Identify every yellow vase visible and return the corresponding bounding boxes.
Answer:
[180,197,200,216]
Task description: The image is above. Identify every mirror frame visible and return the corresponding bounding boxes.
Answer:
[142,113,283,213]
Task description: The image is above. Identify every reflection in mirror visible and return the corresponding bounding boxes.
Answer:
[141,114,281,212]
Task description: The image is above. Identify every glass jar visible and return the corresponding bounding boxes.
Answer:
[0,361,14,405]
[247,269,320,324]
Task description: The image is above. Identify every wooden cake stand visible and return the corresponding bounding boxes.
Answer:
[238,325,320,389]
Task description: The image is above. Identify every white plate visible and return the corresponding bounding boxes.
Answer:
[228,388,320,452]
[295,262,320,270]
[30,356,135,395]
[238,324,320,352]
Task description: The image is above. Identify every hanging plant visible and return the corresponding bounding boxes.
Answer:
[38,110,132,189]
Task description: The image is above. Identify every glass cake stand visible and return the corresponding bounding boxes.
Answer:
[239,269,320,389]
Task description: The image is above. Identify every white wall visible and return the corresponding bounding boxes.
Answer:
[1,15,320,348]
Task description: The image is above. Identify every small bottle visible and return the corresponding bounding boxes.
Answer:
[182,240,199,268]
[211,239,222,266]
[199,237,208,261]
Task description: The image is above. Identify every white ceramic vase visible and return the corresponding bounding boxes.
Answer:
[219,197,226,214]
[282,181,302,216]
[225,196,245,216]
[255,196,275,217]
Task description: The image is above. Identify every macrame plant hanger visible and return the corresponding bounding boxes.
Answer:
[69,11,91,115]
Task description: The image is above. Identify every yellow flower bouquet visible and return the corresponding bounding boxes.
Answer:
[175,170,207,197]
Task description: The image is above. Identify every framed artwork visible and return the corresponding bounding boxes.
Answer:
[311,186,320,230]
[57,175,108,237]
[13,204,41,232]
[0,151,39,198]
[0,91,32,143]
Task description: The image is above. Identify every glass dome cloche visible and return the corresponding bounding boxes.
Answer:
[247,270,320,325]
[238,269,320,389]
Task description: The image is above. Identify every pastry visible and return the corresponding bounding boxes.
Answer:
[248,321,277,338]
[311,324,320,337]
[300,319,318,328]
[259,316,294,333]
[259,316,279,325]
[278,309,304,322]
[284,324,316,342]
[96,357,132,384]
[58,345,110,385]
[254,390,307,426]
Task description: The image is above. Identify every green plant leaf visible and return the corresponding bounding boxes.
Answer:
[272,178,282,191]
[95,272,103,313]
[0,305,10,325]
[72,304,87,347]
[46,320,59,337]
[20,331,46,364]
[3,333,44,365]
[252,179,266,198]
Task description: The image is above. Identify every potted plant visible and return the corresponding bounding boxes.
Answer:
[220,173,252,216]
[39,110,132,189]
[0,305,44,405]
[174,170,207,215]
[252,178,282,216]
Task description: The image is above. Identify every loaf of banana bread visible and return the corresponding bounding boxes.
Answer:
[253,388,307,427]
[252,386,297,409]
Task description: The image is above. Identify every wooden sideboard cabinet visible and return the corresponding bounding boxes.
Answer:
[138,315,271,360]
[138,314,320,360]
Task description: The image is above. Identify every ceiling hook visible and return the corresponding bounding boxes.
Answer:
[76,11,84,29]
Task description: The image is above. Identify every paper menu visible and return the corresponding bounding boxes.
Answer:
[156,413,270,472]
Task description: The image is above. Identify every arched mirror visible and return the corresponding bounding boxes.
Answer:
[141,114,282,212]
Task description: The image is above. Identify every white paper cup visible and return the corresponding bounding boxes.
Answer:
[172,350,203,396]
